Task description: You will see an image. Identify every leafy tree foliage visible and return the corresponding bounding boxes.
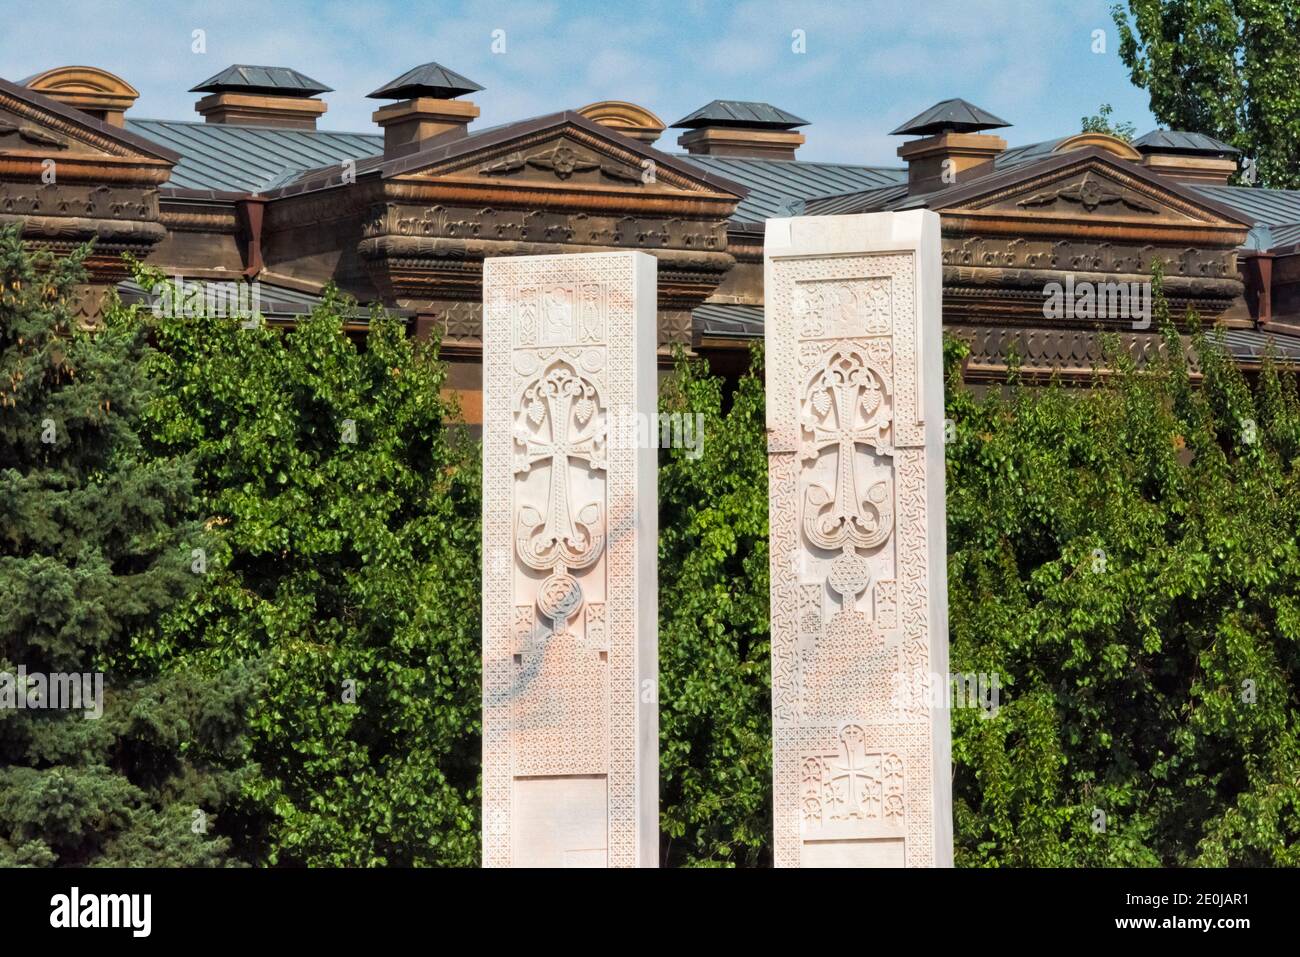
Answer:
[137,267,481,866]
[16,236,1292,867]
[1112,0,1300,187]
[946,281,1300,866]
[1081,103,1138,142]
[658,347,771,866]
[0,227,252,866]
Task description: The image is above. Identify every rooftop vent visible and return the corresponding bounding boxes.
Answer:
[1133,129,1240,185]
[367,61,482,157]
[670,100,808,160]
[190,65,331,129]
[892,97,1009,193]
[23,66,139,127]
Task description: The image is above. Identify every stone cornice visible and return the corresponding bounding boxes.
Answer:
[383,179,738,217]
[0,153,172,185]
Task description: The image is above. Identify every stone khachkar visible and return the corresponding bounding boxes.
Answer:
[481,251,658,868]
[764,211,953,867]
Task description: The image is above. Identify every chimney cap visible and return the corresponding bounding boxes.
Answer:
[190,65,332,97]
[891,98,1009,136]
[367,61,484,100]
[671,99,808,130]
[1133,129,1240,156]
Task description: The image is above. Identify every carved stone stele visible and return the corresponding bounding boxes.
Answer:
[764,212,953,867]
[481,251,658,868]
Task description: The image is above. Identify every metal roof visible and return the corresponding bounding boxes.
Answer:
[125,118,381,192]
[802,182,910,216]
[993,138,1064,169]
[679,154,904,222]
[671,100,808,129]
[1215,327,1300,362]
[190,65,332,96]
[1192,185,1300,229]
[367,62,483,100]
[890,98,1010,136]
[1133,129,1239,155]
[693,302,764,339]
[1268,223,1300,250]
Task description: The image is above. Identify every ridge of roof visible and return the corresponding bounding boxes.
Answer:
[247,110,750,201]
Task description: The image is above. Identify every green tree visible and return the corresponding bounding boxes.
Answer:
[0,226,252,866]
[138,268,481,866]
[658,346,771,866]
[1112,0,1300,187]
[1081,103,1138,142]
[945,275,1300,865]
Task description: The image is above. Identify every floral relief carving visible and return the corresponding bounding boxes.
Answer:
[1017,171,1158,214]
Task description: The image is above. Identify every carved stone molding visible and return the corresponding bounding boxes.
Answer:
[359,231,732,317]
[942,234,1237,280]
[1016,172,1158,214]
[949,324,1201,381]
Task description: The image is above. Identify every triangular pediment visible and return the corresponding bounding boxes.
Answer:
[930,148,1250,230]
[0,77,176,163]
[386,111,746,201]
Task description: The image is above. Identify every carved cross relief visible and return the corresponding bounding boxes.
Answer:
[800,343,894,611]
[506,280,612,779]
[795,279,898,624]
[801,725,905,827]
[484,251,656,868]
[514,360,607,638]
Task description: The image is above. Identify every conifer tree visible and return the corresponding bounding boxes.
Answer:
[0,226,252,866]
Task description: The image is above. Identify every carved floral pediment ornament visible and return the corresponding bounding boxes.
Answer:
[1017,172,1158,214]
[480,143,643,183]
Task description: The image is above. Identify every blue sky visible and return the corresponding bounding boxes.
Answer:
[2,0,1157,165]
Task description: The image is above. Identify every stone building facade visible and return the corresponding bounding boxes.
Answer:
[4,62,1299,420]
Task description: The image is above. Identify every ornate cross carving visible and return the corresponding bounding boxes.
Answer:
[824,725,881,820]
[801,345,894,604]
[514,362,606,635]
